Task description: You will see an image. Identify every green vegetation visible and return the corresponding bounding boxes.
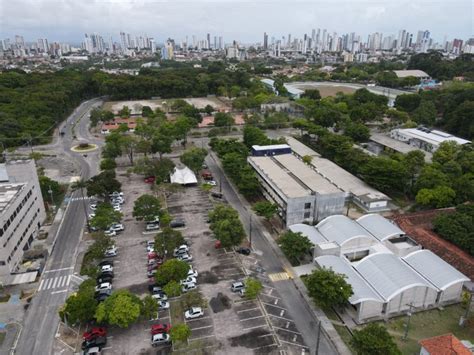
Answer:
[208,205,245,248]
[304,268,353,308]
[132,194,162,221]
[244,277,263,299]
[163,280,182,297]
[80,233,113,277]
[213,112,234,131]
[95,290,142,328]
[60,279,97,324]
[38,175,65,205]
[180,148,207,173]
[154,227,186,256]
[89,203,122,230]
[141,295,159,320]
[351,323,401,355]
[252,201,279,221]
[433,204,474,255]
[278,231,313,266]
[155,259,190,285]
[169,323,191,342]
[86,170,121,198]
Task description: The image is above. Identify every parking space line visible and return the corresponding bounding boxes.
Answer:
[185,316,211,322]
[251,344,278,351]
[101,346,112,350]
[190,325,213,331]
[262,302,287,310]
[273,326,301,335]
[260,292,280,299]
[279,340,309,349]
[239,315,264,321]
[189,334,216,341]
[267,314,294,322]
[243,325,268,331]
[262,284,275,290]
[236,307,260,313]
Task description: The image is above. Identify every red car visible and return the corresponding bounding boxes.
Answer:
[151,324,171,335]
[144,176,156,184]
[148,252,157,260]
[83,327,107,341]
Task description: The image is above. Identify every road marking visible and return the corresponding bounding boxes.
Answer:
[185,316,210,322]
[189,325,213,331]
[44,267,74,274]
[285,321,290,329]
[66,275,72,286]
[236,307,260,313]
[268,272,290,282]
[274,299,279,305]
[280,310,285,317]
[257,334,274,338]
[51,290,68,295]
[262,302,287,310]
[279,340,309,349]
[243,325,268,331]
[57,276,65,288]
[189,334,215,341]
[44,278,53,290]
[38,279,44,291]
[251,344,278,351]
[239,315,264,322]
[51,277,59,289]
[267,314,293,322]
[274,326,301,335]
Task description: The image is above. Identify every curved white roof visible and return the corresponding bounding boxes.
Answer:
[316,215,375,246]
[404,250,470,290]
[288,224,327,245]
[357,214,405,241]
[315,255,383,304]
[355,253,436,301]
[170,166,197,185]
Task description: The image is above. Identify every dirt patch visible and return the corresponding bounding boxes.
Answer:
[209,292,231,313]
[125,281,149,295]
[229,328,273,348]
[199,271,219,284]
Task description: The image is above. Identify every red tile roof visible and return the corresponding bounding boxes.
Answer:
[419,333,471,355]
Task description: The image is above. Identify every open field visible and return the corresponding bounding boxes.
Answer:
[294,84,357,97]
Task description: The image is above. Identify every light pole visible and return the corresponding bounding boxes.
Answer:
[249,213,253,247]
[403,303,414,340]
[315,320,322,354]
[48,186,54,209]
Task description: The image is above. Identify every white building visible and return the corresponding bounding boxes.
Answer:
[0,160,46,285]
[170,166,197,186]
[393,69,431,80]
[390,128,471,153]
[292,214,470,323]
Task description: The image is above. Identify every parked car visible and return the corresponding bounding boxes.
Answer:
[98,270,114,279]
[238,288,246,297]
[148,284,162,293]
[231,281,245,292]
[100,265,113,273]
[81,336,107,350]
[147,251,158,260]
[95,293,110,303]
[147,269,156,278]
[96,275,113,284]
[187,268,198,278]
[151,333,171,347]
[204,180,217,186]
[112,196,124,204]
[109,223,124,232]
[83,346,101,355]
[173,245,189,256]
[89,204,98,210]
[211,192,223,199]
[146,223,160,231]
[170,219,185,228]
[151,292,168,301]
[157,300,170,309]
[177,253,193,262]
[236,247,251,256]
[113,205,122,212]
[184,307,204,319]
[98,260,113,267]
[104,246,117,257]
[88,213,96,219]
[104,229,116,237]
[151,324,171,335]
[109,191,123,198]
[144,176,156,184]
[182,283,197,293]
[95,282,112,292]
[148,264,159,272]
[180,276,197,285]
[146,241,155,252]
[83,327,107,341]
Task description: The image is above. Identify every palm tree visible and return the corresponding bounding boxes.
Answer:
[71,178,91,232]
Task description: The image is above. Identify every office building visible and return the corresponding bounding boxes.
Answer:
[0,160,46,284]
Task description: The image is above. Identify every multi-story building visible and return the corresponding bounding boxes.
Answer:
[0,160,46,285]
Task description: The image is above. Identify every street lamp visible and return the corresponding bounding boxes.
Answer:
[48,186,54,209]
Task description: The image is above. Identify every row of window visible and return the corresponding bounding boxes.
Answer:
[3,197,37,248]
[0,188,33,237]
[5,209,40,265]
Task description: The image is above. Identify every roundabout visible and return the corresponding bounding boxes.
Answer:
[70,142,98,153]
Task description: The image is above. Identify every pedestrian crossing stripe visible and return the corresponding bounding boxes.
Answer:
[268,272,290,282]
[69,196,92,202]
[38,275,71,291]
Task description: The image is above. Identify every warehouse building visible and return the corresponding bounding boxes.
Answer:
[248,153,345,226]
[292,214,470,323]
[285,137,391,212]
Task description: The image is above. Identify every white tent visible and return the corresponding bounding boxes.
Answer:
[170,166,197,186]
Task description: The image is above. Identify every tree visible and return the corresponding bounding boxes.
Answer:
[304,268,353,308]
[395,94,421,112]
[132,194,161,221]
[154,227,185,256]
[302,89,321,100]
[415,186,456,208]
[118,105,131,117]
[163,280,182,297]
[359,157,409,194]
[403,150,425,190]
[243,125,270,149]
[90,203,122,230]
[120,134,139,165]
[208,205,240,223]
[151,133,173,159]
[141,295,159,320]
[302,155,312,165]
[415,165,450,192]
[212,218,245,248]
[278,231,313,265]
[39,175,62,204]
[433,141,460,165]
[343,122,370,142]
[252,201,278,221]
[61,279,97,324]
[411,100,437,126]
[214,112,234,131]
[244,278,262,299]
[169,324,191,343]
[236,166,261,198]
[95,290,142,328]
[174,116,195,146]
[99,158,116,171]
[350,323,401,355]
[180,148,207,173]
[155,259,190,285]
[180,290,206,309]
[86,170,121,198]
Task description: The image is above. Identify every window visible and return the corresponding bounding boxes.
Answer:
[304,203,311,209]
[304,212,311,219]
[0,261,5,266]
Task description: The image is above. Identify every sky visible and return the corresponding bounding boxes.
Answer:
[0,0,472,44]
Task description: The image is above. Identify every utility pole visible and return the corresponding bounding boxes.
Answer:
[315,320,322,354]
[249,213,252,247]
[48,186,54,208]
[403,303,414,340]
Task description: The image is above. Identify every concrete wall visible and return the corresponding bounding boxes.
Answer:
[386,286,438,314]
[438,283,464,305]
[357,300,384,322]
[315,192,346,222]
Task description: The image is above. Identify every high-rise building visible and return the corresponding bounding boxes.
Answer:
[150,38,156,53]
[37,38,49,53]
[218,36,223,50]
[263,32,268,50]
[207,33,211,49]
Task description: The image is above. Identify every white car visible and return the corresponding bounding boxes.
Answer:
[151,333,170,347]
[113,205,122,212]
[151,293,168,301]
[104,229,116,237]
[100,265,113,273]
[180,276,197,285]
[89,204,98,210]
[104,246,117,257]
[88,213,96,219]
[146,216,160,224]
[231,281,245,292]
[173,245,189,256]
[182,283,197,293]
[188,268,198,278]
[110,223,124,232]
[95,282,112,292]
[112,197,124,205]
[146,223,160,231]
[204,180,217,186]
[157,300,169,309]
[109,191,123,198]
[177,253,193,262]
[185,307,204,319]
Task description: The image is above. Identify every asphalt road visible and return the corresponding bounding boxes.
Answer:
[204,151,337,355]
[15,98,103,355]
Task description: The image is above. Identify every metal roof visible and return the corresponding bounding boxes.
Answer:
[355,253,436,301]
[285,136,321,158]
[393,70,430,78]
[252,144,290,151]
[288,224,327,245]
[394,128,471,146]
[0,164,9,182]
[316,215,375,246]
[315,255,384,304]
[170,166,197,185]
[403,250,470,290]
[357,214,405,242]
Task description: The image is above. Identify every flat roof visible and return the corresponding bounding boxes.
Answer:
[393,69,430,78]
[285,136,321,158]
[248,156,310,199]
[288,224,327,245]
[310,156,389,201]
[370,133,432,162]
[394,128,471,146]
[273,154,343,194]
[252,144,290,151]
[0,183,25,213]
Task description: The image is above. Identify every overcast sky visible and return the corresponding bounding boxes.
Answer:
[0,0,472,44]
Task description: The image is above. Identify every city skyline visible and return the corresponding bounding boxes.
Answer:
[1,0,472,44]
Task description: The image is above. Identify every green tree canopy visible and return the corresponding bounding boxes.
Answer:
[244,277,263,299]
[141,295,159,320]
[304,268,353,308]
[169,323,191,343]
[163,280,182,297]
[154,227,185,256]
[132,194,162,221]
[214,112,234,131]
[90,203,122,230]
[155,259,190,285]
[180,148,207,173]
[278,231,313,265]
[350,323,401,355]
[61,279,97,324]
[95,290,142,328]
[252,201,279,220]
[86,170,121,198]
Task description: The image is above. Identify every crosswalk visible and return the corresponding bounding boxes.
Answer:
[268,272,290,282]
[38,274,71,292]
[67,196,92,202]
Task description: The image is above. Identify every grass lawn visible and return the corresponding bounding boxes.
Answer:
[383,304,474,354]
[333,324,354,351]
[170,298,185,326]
[0,332,5,345]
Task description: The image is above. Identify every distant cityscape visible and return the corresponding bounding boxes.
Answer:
[1,27,473,64]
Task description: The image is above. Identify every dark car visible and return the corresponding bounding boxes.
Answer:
[96,275,113,284]
[236,247,251,255]
[98,260,113,267]
[170,219,185,228]
[81,336,107,350]
[98,271,114,279]
[211,192,223,199]
[95,292,110,303]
